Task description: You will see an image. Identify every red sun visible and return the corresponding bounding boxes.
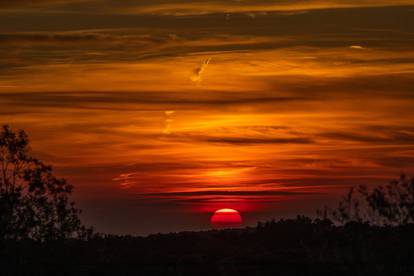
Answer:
[211,208,243,229]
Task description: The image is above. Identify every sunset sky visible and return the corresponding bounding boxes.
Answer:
[1,0,414,235]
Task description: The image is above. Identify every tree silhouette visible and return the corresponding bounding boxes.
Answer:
[323,175,414,225]
[0,125,91,241]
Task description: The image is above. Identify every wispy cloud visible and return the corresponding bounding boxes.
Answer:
[350,45,366,49]
[3,0,414,13]
[191,57,211,82]
[167,133,315,145]
[139,190,314,197]
[163,110,175,134]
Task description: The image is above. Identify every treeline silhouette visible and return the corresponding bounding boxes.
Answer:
[2,125,414,275]
[2,218,414,275]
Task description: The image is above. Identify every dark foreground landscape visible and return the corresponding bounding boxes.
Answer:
[2,217,414,276]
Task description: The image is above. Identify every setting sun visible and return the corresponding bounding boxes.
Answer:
[211,208,243,229]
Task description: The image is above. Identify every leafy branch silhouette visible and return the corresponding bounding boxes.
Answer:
[0,125,92,241]
[320,175,414,226]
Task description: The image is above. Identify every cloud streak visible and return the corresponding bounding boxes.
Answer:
[140,190,314,197]
[191,57,211,82]
[3,0,413,15]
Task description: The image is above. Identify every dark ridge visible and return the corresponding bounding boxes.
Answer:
[2,217,414,275]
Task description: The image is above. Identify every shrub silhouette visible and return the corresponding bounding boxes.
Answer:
[322,175,414,225]
[0,125,90,241]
